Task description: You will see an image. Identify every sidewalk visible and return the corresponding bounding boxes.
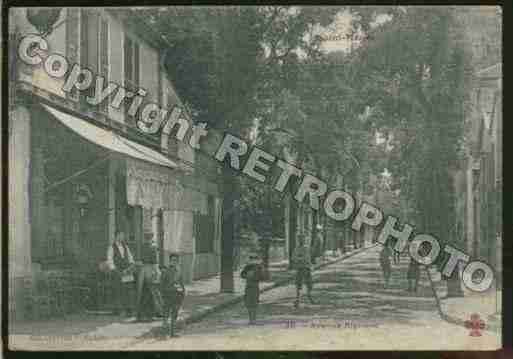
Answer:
[426,266,501,333]
[9,243,375,350]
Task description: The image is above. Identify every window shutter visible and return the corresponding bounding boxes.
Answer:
[66,8,79,101]
[87,11,99,73]
[79,9,88,108]
[99,18,109,113]
[134,43,139,88]
[124,35,135,126]
[79,9,99,109]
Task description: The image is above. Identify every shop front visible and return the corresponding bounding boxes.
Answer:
[10,100,188,318]
[10,94,223,320]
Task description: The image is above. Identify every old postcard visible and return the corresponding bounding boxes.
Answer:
[7,5,502,351]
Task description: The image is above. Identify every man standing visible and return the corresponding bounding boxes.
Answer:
[106,230,135,316]
[292,234,315,308]
[135,235,163,322]
[240,254,264,325]
[161,253,186,338]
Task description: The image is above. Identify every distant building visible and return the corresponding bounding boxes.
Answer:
[460,63,502,279]
[453,6,501,286]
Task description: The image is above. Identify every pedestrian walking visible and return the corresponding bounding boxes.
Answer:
[389,239,400,264]
[407,258,420,293]
[292,234,315,308]
[160,253,186,338]
[379,245,392,289]
[393,250,400,264]
[240,254,264,325]
[106,230,135,317]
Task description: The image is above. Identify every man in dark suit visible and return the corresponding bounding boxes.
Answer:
[135,235,163,322]
[161,253,185,337]
[292,234,315,308]
[106,230,135,316]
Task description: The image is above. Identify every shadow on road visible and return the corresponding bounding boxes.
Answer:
[164,249,438,337]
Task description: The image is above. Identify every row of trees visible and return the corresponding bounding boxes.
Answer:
[142,6,472,295]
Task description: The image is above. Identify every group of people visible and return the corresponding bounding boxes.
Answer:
[379,241,420,292]
[106,231,185,338]
[108,229,424,333]
[107,229,319,334]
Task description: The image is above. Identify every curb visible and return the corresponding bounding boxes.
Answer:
[425,268,500,333]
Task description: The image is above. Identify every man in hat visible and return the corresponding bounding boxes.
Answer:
[292,234,315,308]
[135,234,163,322]
[161,253,186,337]
[240,253,264,324]
[106,230,135,316]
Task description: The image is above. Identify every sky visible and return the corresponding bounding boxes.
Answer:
[317,10,392,54]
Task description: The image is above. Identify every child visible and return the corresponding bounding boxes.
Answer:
[407,258,420,293]
[379,245,392,289]
[292,234,315,308]
[240,254,263,325]
[160,253,185,338]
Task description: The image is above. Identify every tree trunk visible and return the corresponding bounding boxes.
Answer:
[288,197,297,268]
[220,172,236,292]
[322,214,328,253]
[261,233,271,281]
[311,210,318,261]
[260,189,272,280]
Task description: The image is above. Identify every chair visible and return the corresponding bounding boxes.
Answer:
[24,274,53,320]
[47,272,67,317]
[69,272,91,313]
[93,270,113,312]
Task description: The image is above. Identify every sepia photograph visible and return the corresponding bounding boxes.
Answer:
[6,5,502,351]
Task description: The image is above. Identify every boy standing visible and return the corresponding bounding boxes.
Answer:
[240,254,264,325]
[292,234,315,308]
[160,253,186,338]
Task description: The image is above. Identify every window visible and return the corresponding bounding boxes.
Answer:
[195,195,216,253]
[79,10,109,114]
[65,8,79,101]
[124,35,139,127]
[98,17,109,114]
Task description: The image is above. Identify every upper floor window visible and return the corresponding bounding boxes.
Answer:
[98,17,109,114]
[124,35,140,127]
[65,8,79,101]
[68,9,109,114]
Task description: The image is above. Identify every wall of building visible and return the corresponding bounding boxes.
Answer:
[8,106,33,321]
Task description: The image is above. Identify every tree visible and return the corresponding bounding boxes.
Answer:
[349,6,471,296]
[146,6,341,290]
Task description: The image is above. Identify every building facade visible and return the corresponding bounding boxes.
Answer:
[9,8,222,320]
[461,63,502,282]
[453,7,502,287]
